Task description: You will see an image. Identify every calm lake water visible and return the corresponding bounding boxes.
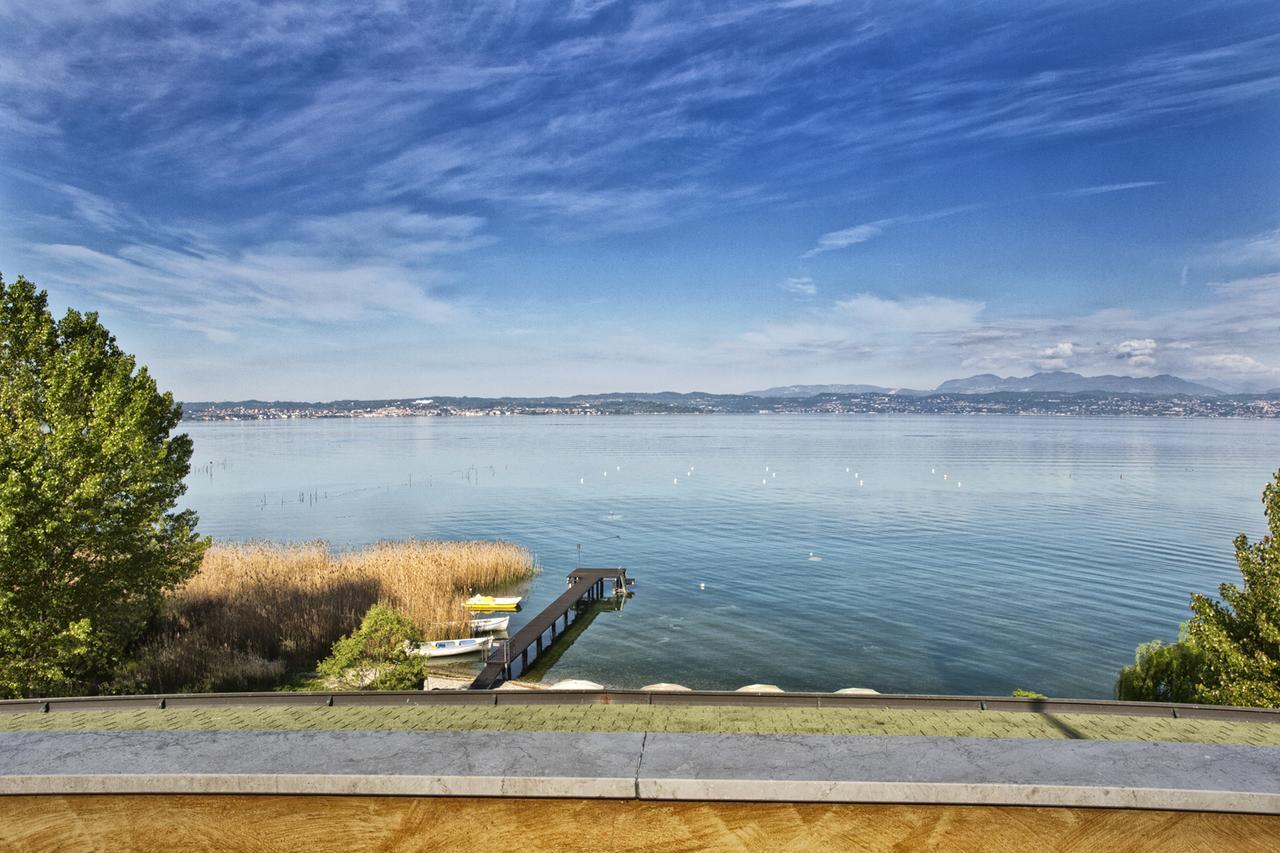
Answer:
[181,415,1279,698]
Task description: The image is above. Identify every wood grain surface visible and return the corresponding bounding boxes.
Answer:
[2,796,1277,852]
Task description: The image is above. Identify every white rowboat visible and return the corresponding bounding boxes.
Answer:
[405,636,494,658]
[469,616,510,633]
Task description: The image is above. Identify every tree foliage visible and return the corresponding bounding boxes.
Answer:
[1186,470,1280,708]
[1114,628,1206,704]
[316,603,428,690]
[1116,470,1280,708]
[0,274,206,697]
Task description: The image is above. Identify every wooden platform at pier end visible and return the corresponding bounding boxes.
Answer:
[470,568,630,690]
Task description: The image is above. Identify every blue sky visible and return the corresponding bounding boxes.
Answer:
[2,1,1278,399]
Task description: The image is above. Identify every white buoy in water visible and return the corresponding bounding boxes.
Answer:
[603,471,607,477]
[846,467,850,473]
[943,474,948,481]
[762,478,767,485]
[616,465,621,471]
[699,582,705,590]
[771,472,776,478]
[765,465,770,471]
[674,478,679,485]
[931,468,936,474]
[957,482,962,488]
[579,478,584,484]
[859,479,864,486]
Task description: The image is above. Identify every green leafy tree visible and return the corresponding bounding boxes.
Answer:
[0,274,207,698]
[317,603,428,690]
[1186,470,1280,708]
[1114,626,1206,703]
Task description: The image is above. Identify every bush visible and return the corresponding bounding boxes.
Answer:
[1115,630,1207,703]
[316,603,428,690]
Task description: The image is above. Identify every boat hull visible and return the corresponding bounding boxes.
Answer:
[406,638,493,658]
[464,596,522,612]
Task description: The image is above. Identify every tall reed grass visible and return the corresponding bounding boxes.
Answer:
[113,540,535,693]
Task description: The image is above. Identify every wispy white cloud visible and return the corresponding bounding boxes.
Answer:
[804,206,980,257]
[19,201,485,341]
[1050,181,1163,197]
[803,223,889,257]
[1210,227,1280,266]
[833,293,985,334]
[1193,353,1277,376]
[804,181,1161,258]
[780,276,817,297]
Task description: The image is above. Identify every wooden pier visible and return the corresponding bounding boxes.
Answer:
[470,567,631,690]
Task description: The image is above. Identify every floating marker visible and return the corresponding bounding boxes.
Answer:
[762,478,767,485]
[771,472,776,478]
[846,467,850,473]
[616,465,621,471]
[674,478,679,485]
[859,479,864,486]
[931,468,936,474]
[957,482,962,488]
[699,582,706,590]
[603,471,607,477]
[579,478,584,484]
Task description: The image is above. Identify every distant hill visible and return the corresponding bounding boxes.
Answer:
[933,371,1224,396]
[746,384,928,398]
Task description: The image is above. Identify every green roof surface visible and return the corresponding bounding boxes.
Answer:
[3,705,1278,746]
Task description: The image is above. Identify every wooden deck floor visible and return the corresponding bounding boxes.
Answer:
[3,796,1278,852]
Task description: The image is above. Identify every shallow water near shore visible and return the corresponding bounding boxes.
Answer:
[181,414,1279,698]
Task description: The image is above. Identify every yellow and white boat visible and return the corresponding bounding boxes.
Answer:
[464,594,523,612]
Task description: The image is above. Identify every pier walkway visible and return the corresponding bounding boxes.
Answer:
[470,568,630,690]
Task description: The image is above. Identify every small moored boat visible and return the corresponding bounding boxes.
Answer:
[469,615,510,632]
[405,636,494,658]
[464,595,523,612]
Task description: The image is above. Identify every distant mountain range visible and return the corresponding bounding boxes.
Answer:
[749,372,1226,398]
[743,383,928,398]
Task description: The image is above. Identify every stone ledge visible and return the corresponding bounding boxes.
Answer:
[0,774,634,799]
[3,729,1278,814]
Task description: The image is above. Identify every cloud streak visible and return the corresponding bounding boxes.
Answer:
[20,202,485,341]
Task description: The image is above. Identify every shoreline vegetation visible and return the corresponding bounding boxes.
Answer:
[112,540,536,695]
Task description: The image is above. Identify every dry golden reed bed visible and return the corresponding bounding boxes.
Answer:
[115,541,535,694]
